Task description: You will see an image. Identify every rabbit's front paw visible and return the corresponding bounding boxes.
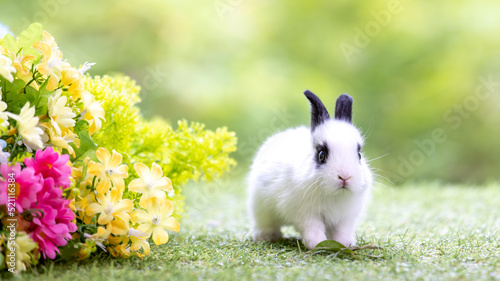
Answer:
[301,227,327,250]
[253,228,282,242]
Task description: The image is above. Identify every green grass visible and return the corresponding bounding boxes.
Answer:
[4,180,500,280]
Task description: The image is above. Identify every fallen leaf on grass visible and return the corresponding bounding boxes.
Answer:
[310,240,383,258]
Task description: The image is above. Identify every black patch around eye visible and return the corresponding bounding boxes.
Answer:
[357,143,362,161]
[315,143,329,167]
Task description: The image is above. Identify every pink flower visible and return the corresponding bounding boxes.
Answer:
[24,146,71,188]
[0,147,76,260]
[28,177,77,259]
[0,164,42,212]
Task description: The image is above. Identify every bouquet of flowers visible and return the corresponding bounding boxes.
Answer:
[0,23,237,273]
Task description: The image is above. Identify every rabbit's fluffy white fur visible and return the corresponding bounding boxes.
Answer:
[247,91,373,249]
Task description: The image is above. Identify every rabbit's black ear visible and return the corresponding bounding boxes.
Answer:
[304,90,330,131]
[335,94,353,123]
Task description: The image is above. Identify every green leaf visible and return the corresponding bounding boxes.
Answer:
[0,252,4,270]
[32,79,52,116]
[2,34,19,53]
[73,119,90,135]
[312,240,354,254]
[58,241,83,262]
[71,130,98,166]
[311,240,383,258]
[18,23,43,50]
[17,23,43,60]
[0,23,43,57]
[2,79,33,114]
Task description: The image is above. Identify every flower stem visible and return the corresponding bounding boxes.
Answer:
[8,135,21,162]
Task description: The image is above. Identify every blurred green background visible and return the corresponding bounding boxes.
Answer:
[1,0,499,185]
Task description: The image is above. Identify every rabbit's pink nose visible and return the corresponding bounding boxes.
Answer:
[338,175,351,187]
[338,175,351,181]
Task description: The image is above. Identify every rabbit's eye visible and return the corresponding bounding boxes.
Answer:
[357,143,362,161]
[318,150,326,164]
[315,144,329,166]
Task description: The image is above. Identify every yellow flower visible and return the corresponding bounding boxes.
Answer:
[131,198,179,245]
[107,233,126,247]
[85,225,112,251]
[61,62,88,99]
[47,90,76,136]
[86,187,133,234]
[95,178,112,195]
[34,31,63,91]
[40,123,76,157]
[106,227,150,258]
[13,52,35,82]
[0,45,7,55]
[61,63,80,86]
[81,92,105,135]
[0,53,16,82]
[87,147,129,192]
[108,241,129,258]
[109,216,131,236]
[68,78,86,100]
[0,94,9,127]
[9,102,44,149]
[127,228,151,257]
[74,193,97,225]
[6,231,37,272]
[129,162,173,207]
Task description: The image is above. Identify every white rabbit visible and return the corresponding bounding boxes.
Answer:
[247,90,373,249]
